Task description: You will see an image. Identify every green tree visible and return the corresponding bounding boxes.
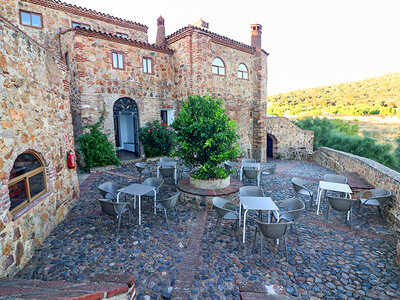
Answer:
[77,109,120,171]
[172,95,241,179]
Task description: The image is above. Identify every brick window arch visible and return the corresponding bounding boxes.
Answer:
[238,63,248,79]
[8,152,46,214]
[212,57,226,76]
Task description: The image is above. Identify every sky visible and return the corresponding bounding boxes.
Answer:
[66,0,400,95]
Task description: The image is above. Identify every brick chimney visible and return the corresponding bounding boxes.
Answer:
[156,16,166,47]
[250,24,262,49]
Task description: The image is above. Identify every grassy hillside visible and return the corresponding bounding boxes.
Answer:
[267,73,400,117]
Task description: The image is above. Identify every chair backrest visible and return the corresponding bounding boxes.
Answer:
[327,196,357,212]
[160,157,174,162]
[159,166,175,178]
[323,174,348,184]
[243,168,260,179]
[98,182,120,198]
[224,161,234,171]
[239,186,264,197]
[143,177,164,192]
[242,158,256,163]
[264,164,277,175]
[135,162,146,171]
[98,199,129,216]
[282,197,305,220]
[256,221,291,240]
[212,197,238,219]
[159,192,180,210]
[291,178,308,193]
[371,189,392,205]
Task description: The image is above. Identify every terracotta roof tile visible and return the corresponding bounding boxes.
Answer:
[166,25,268,55]
[22,0,148,31]
[62,26,174,54]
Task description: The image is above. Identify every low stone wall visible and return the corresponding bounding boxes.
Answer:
[309,147,400,264]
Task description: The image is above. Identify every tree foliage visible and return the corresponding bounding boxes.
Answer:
[172,95,241,179]
[268,73,400,117]
[77,109,120,171]
[139,121,175,157]
[294,117,399,171]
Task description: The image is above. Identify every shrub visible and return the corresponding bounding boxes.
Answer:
[172,95,241,180]
[77,109,120,171]
[139,121,175,157]
[294,117,399,171]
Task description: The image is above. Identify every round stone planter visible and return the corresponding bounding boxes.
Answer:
[189,175,230,190]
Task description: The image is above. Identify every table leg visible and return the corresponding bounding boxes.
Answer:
[134,195,136,209]
[116,192,121,203]
[316,188,324,215]
[138,195,142,225]
[242,209,248,244]
[153,189,157,214]
[239,167,243,181]
[239,201,242,224]
[157,166,160,178]
[174,168,177,184]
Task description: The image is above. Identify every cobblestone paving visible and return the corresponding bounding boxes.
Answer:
[16,160,400,299]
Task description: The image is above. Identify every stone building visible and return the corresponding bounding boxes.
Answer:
[0,16,79,276]
[0,0,271,276]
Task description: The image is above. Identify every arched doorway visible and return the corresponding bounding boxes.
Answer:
[267,134,277,158]
[113,98,140,157]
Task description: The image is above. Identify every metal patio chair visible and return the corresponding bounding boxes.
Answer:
[262,164,277,176]
[212,197,240,232]
[326,195,358,229]
[242,168,261,186]
[359,188,392,215]
[291,177,313,210]
[278,197,305,241]
[135,162,149,182]
[98,181,125,201]
[155,192,180,230]
[159,165,176,184]
[98,198,130,244]
[323,174,348,197]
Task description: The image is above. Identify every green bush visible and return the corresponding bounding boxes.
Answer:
[139,121,175,157]
[77,110,120,171]
[172,95,241,180]
[294,117,399,171]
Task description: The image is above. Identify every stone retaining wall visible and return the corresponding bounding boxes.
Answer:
[309,147,400,265]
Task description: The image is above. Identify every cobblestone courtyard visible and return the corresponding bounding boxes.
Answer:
[16,160,400,299]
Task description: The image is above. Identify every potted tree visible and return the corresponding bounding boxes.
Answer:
[172,95,240,189]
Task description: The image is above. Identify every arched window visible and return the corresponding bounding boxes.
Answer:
[238,63,248,79]
[8,152,46,213]
[212,58,225,75]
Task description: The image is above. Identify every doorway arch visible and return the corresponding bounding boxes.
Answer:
[113,98,140,156]
[267,134,277,158]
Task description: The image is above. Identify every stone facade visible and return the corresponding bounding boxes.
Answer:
[1,0,269,161]
[0,16,79,276]
[310,147,400,265]
[266,116,314,158]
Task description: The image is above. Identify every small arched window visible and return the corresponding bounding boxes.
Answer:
[212,58,225,75]
[8,152,46,214]
[238,63,248,79]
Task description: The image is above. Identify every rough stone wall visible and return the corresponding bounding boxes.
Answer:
[310,147,400,265]
[266,116,314,157]
[0,0,148,55]
[168,28,267,159]
[0,16,79,276]
[60,32,175,142]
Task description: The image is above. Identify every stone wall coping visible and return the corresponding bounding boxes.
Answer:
[319,147,400,183]
[166,25,265,55]
[177,178,242,196]
[0,275,135,299]
[61,27,174,54]
[21,0,148,31]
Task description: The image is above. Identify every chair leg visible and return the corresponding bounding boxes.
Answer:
[117,214,122,243]
[260,233,263,262]
[215,217,221,230]
[164,209,170,230]
[350,209,353,230]
[284,236,288,261]
[327,205,331,224]
[174,207,180,223]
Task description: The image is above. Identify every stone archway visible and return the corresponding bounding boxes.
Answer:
[267,133,278,158]
[113,97,140,156]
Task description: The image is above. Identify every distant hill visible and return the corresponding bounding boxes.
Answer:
[267,73,400,117]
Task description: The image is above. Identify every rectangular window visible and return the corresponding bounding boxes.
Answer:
[72,21,90,29]
[112,52,124,69]
[116,32,128,38]
[160,109,174,126]
[19,10,42,28]
[143,57,153,74]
